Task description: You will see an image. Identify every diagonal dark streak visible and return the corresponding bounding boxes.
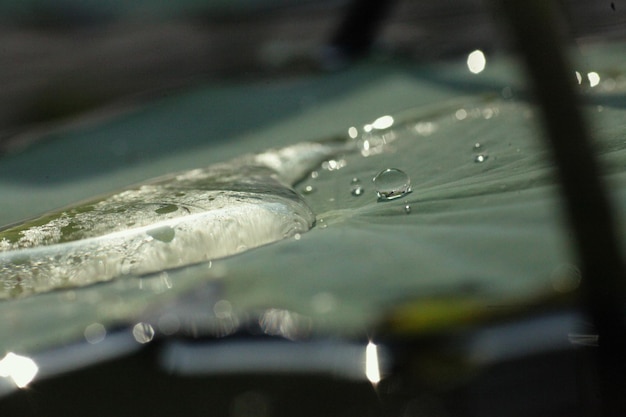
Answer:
[495,1,626,415]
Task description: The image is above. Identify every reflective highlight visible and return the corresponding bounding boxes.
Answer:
[467,50,486,74]
[0,352,38,388]
[259,308,312,340]
[162,339,387,381]
[587,71,600,87]
[371,115,394,130]
[365,342,381,384]
[132,322,155,344]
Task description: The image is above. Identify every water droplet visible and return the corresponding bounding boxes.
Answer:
[473,142,482,150]
[146,225,175,243]
[310,171,319,179]
[132,322,155,344]
[474,154,488,163]
[404,204,411,214]
[371,115,394,130]
[351,185,364,196]
[351,177,360,184]
[373,168,412,201]
[303,185,315,194]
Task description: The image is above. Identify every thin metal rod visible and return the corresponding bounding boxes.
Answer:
[494,1,626,415]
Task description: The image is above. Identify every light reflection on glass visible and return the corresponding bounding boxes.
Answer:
[365,342,381,384]
[84,322,106,344]
[132,322,155,344]
[0,352,38,388]
[467,50,486,74]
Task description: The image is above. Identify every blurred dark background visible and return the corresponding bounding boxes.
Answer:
[1,0,624,153]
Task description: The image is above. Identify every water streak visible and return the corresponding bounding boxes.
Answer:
[0,140,349,298]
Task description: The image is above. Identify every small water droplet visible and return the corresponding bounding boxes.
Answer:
[351,185,364,196]
[132,322,155,344]
[146,225,175,243]
[473,142,482,150]
[303,185,315,194]
[474,154,488,163]
[373,168,412,201]
[322,159,346,171]
[404,204,411,214]
[351,177,360,184]
[310,171,319,179]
